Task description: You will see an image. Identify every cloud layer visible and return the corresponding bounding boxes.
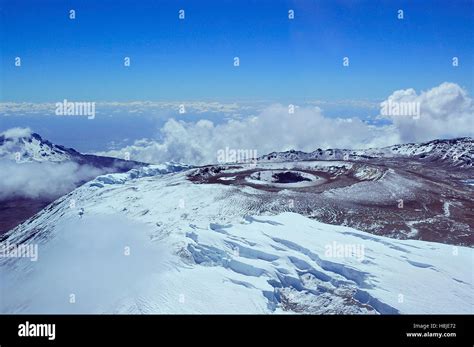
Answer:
[1,127,32,139]
[100,83,473,165]
[100,106,395,165]
[0,101,248,117]
[0,161,102,200]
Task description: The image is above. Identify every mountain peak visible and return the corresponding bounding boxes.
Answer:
[0,130,76,162]
[0,130,146,172]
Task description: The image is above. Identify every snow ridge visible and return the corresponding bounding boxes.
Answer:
[259,137,473,167]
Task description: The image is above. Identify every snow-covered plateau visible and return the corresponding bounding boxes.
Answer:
[1,164,472,314]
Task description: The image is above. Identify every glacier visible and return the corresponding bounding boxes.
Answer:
[1,165,472,314]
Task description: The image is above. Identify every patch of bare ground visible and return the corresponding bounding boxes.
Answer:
[188,159,474,246]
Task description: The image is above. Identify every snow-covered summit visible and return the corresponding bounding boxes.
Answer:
[1,165,472,314]
[0,130,78,162]
[0,129,147,172]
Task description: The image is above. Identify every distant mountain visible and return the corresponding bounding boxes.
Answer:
[0,132,144,171]
[259,137,473,168]
[361,137,473,167]
[0,131,150,234]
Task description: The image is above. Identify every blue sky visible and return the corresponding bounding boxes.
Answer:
[0,1,472,156]
[1,0,473,102]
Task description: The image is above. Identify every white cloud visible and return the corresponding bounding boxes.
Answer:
[98,105,398,165]
[380,82,474,143]
[1,127,32,139]
[0,101,249,117]
[98,82,472,165]
[307,99,379,109]
[0,161,103,200]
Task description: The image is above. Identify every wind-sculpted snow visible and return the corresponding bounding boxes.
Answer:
[1,168,472,314]
[89,163,191,187]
